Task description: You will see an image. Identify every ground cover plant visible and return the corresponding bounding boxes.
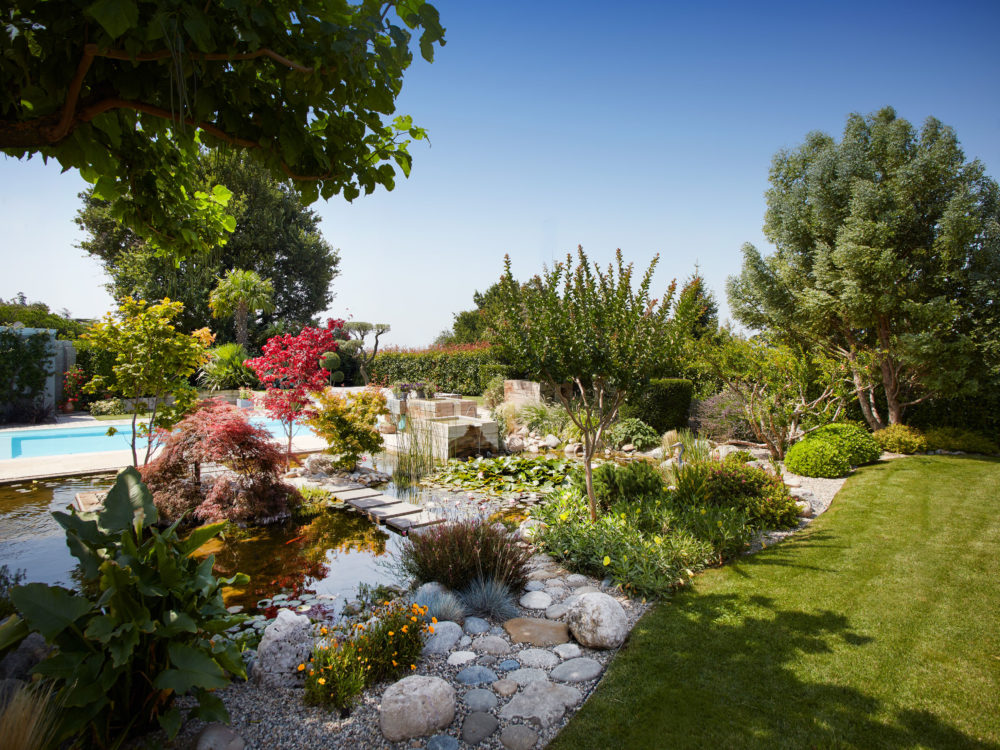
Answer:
[0,469,247,748]
[548,456,1000,749]
[427,455,574,494]
[397,519,531,592]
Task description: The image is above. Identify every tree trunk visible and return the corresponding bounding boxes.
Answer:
[876,316,904,425]
[143,397,159,465]
[583,445,598,522]
[235,302,249,349]
[129,408,139,467]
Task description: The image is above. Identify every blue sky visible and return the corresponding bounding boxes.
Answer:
[2,0,998,345]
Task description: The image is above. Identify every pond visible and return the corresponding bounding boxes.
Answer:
[0,455,522,614]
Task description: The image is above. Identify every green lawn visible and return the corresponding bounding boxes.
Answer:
[550,456,1000,750]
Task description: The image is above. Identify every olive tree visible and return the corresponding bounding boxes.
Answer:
[491,247,682,522]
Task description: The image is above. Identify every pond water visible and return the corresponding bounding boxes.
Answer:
[0,455,518,614]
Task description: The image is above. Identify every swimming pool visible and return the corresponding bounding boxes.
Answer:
[0,418,307,460]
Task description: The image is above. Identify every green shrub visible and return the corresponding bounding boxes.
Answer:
[3,468,246,747]
[88,397,127,416]
[398,519,531,592]
[784,439,851,478]
[370,347,501,394]
[923,427,999,455]
[620,378,693,433]
[483,374,506,408]
[0,328,52,423]
[606,417,660,451]
[702,461,799,529]
[906,393,1000,444]
[809,422,881,466]
[574,460,664,509]
[198,343,258,391]
[303,637,366,713]
[721,449,753,466]
[873,424,928,454]
[519,401,569,436]
[303,388,387,471]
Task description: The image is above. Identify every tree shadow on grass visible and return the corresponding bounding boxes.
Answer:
[553,591,997,750]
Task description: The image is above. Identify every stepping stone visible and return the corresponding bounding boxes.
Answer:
[472,635,510,655]
[447,651,476,666]
[462,688,498,712]
[367,502,423,521]
[464,617,490,634]
[519,591,552,610]
[508,668,548,685]
[350,495,395,510]
[517,648,558,669]
[504,618,570,646]
[335,488,383,501]
[497,659,521,671]
[462,712,499,744]
[386,513,447,533]
[553,643,581,660]
[498,680,583,729]
[492,678,518,697]
[551,657,602,683]
[426,736,459,750]
[456,666,498,685]
[501,725,539,750]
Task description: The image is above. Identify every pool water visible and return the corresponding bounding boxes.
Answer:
[0,418,306,460]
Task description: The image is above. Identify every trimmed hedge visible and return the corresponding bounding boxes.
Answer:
[809,423,881,466]
[873,424,927,454]
[370,348,503,395]
[784,439,851,478]
[620,378,693,434]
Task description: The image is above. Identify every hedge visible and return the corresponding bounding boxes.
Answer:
[370,348,508,395]
[906,394,1000,442]
[620,378,693,433]
[0,328,52,422]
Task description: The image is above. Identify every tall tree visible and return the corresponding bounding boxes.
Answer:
[209,269,275,349]
[728,107,1000,428]
[76,154,342,341]
[1,0,445,258]
[491,247,681,522]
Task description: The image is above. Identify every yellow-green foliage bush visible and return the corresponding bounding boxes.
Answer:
[873,424,928,454]
[305,387,388,470]
[924,427,999,455]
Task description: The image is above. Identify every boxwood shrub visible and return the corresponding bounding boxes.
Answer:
[808,423,881,466]
[784,439,850,478]
[620,378,693,433]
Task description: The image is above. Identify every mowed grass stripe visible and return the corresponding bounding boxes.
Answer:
[549,456,1000,750]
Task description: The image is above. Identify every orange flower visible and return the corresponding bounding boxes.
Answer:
[392,660,398,667]
[431,617,438,624]
[428,625,435,634]
[297,663,305,672]
[320,627,328,635]
[401,625,408,633]
[318,677,326,685]
[388,631,394,637]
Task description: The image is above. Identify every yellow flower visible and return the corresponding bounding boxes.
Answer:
[428,626,435,634]
[297,663,305,672]
[411,616,417,622]
[559,512,569,521]
[653,535,662,545]
[320,627,328,635]
[401,625,408,633]
[700,508,706,515]
[411,664,416,670]
[603,556,611,566]
[318,677,326,685]
[431,617,437,624]
[388,631,394,637]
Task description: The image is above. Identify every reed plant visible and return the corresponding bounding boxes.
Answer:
[391,417,437,487]
[0,683,60,750]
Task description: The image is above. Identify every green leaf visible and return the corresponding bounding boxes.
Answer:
[179,521,227,557]
[84,614,117,643]
[98,466,157,533]
[10,584,92,641]
[183,14,213,51]
[0,615,29,658]
[86,0,139,39]
[154,643,228,693]
[158,706,182,739]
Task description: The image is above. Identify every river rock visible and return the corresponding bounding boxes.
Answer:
[456,666,499,685]
[0,633,50,681]
[462,712,499,744]
[551,657,603,682]
[543,434,561,449]
[796,500,815,518]
[252,609,312,687]
[516,519,547,542]
[380,676,456,741]
[472,635,510,654]
[462,688,498,711]
[545,602,570,620]
[498,680,583,728]
[504,617,570,646]
[524,580,545,591]
[566,592,628,649]
[519,591,552,609]
[447,651,476,666]
[426,736,459,750]
[505,435,526,453]
[553,642,582,660]
[195,723,245,750]
[517,648,558,669]
[508,667,548,685]
[501,725,539,750]
[492,678,518,697]
[464,617,491,634]
[422,621,463,655]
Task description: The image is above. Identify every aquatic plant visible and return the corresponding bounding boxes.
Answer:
[428,455,574,495]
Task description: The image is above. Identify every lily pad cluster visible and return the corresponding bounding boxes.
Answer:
[427,456,576,495]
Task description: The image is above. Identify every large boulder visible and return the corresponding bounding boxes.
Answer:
[505,435,526,453]
[0,632,50,681]
[422,620,463,655]
[380,675,456,741]
[304,453,337,474]
[566,592,628,649]
[252,609,313,688]
[498,679,582,728]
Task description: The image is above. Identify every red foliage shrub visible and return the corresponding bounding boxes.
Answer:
[140,399,301,524]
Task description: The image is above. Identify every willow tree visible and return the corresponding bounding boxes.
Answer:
[728,107,1000,428]
[491,247,682,522]
[0,0,445,258]
[209,269,275,349]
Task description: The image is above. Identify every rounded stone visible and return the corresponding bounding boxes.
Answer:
[462,711,499,744]
[478,654,498,667]
[501,725,539,750]
[462,688,498,711]
[456,665,499,685]
[544,587,569,601]
[507,667,549,685]
[492,678,518,697]
[497,659,521,671]
[566,592,629,649]
[550,656,603,682]
[519,591,553,610]
[545,603,570,620]
[472,635,510,654]
[552,643,582,660]
[464,617,491,634]
[517,648,558,669]
[252,609,312,688]
[195,723,245,750]
[446,650,476,666]
[426,735,459,750]
[564,574,589,587]
[524,580,546,592]
[422,621,464,655]
[379,675,456,742]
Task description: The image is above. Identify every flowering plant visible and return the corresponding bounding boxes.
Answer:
[62,365,88,406]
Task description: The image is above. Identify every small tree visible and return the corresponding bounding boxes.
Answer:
[491,247,680,521]
[344,322,391,384]
[84,298,212,465]
[304,387,389,470]
[208,269,275,349]
[246,320,344,459]
[696,336,846,459]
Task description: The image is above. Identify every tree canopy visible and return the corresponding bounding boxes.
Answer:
[209,269,275,349]
[76,154,342,341]
[728,107,1000,428]
[2,0,445,257]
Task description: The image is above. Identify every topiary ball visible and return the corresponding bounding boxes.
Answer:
[809,423,881,466]
[784,439,850,478]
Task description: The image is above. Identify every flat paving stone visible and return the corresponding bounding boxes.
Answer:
[550,657,603,683]
[517,648,558,669]
[507,667,548,685]
[503,618,570,646]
